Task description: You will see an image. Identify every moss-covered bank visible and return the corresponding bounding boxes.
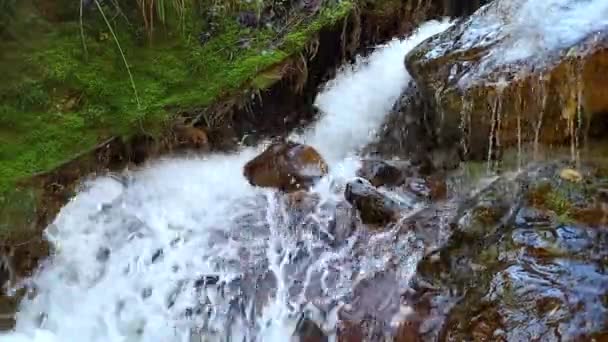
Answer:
[0,0,354,194]
[1,0,457,243]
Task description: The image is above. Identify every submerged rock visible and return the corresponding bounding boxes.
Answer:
[286,190,320,212]
[406,0,608,159]
[243,141,328,192]
[344,178,404,226]
[407,162,608,341]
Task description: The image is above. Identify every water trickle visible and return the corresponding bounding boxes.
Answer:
[0,20,454,342]
[460,95,473,161]
[533,74,548,160]
[562,60,581,166]
[435,88,445,142]
[487,81,506,174]
[487,96,496,173]
[516,88,523,170]
[575,57,584,168]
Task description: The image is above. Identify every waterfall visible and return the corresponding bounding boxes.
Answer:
[0,20,453,342]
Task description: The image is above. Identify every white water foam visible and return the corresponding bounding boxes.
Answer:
[297,19,453,163]
[0,20,452,342]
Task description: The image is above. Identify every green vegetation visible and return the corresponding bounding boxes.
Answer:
[545,187,574,223]
[529,182,576,224]
[0,0,355,194]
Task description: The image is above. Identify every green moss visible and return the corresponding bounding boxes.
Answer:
[283,1,353,51]
[0,0,356,195]
[0,187,38,241]
[529,182,576,224]
[545,188,574,223]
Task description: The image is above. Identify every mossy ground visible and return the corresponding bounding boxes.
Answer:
[0,0,353,199]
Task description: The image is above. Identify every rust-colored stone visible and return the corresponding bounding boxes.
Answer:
[243,141,328,192]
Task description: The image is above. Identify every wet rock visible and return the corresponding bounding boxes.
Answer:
[407,178,431,198]
[368,84,464,172]
[194,275,220,288]
[336,273,406,341]
[364,85,436,165]
[394,319,422,342]
[426,175,448,201]
[295,318,327,342]
[286,190,320,212]
[0,252,12,292]
[405,0,608,159]
[337,319,365,342]
[243,141,328,192]
[410,163,608,341]
[559,168,583,183]
[356,160,407,188]
[327,202,357,246]
[344,178,403,226]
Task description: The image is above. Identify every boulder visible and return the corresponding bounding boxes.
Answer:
[244,141,328,192]
[356,160,407,188]
[405,0,608,160]
[344,178,403,226]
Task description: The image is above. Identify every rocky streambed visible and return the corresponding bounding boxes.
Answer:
[237,138,608,341]
[1,0,608,341]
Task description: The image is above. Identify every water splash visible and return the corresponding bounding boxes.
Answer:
[0,20,454,342]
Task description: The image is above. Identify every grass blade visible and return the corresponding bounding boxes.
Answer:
[94,0,141,108]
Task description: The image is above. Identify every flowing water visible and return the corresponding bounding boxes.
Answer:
[449,0,608,88]
[0,20,454,342]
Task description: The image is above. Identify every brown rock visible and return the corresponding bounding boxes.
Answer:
[344,178,403,226]
[426,175,448,201]
[405,0,608,159]
[394,319,422,342]
[356,160,407,188]
[338,320,364,342]
[244,141,328,192]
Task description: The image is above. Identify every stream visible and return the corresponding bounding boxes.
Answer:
[2,1,608,341]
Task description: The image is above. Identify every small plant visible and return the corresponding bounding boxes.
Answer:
[91,0,141,108]
[135,0,190,39]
